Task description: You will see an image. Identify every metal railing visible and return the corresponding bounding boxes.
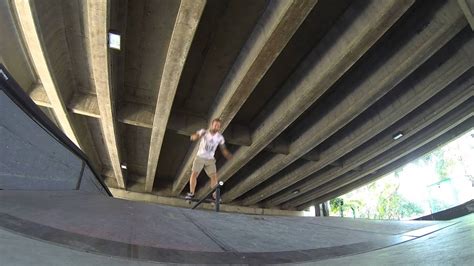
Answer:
[192,181,224,212]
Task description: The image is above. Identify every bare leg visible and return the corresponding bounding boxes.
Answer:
[189,171,199,195]
[210,173,218,199]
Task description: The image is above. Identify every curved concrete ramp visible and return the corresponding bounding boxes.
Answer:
[1,190,470,265]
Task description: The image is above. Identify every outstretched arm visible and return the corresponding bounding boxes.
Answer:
[190,129,205,141]
[220,144,232,160]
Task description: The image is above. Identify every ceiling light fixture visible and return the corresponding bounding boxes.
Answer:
[392,131,404,140]
[108,31,121,50]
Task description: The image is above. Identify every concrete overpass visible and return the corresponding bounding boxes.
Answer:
[1,12,474,263]
[1,0,473,212]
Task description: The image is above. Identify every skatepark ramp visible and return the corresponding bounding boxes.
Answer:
[1,65,473,264]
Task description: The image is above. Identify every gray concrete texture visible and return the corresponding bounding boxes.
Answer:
[0,86,471,263]
[297,118,474,210]
[223,0,469,203]
[1,214,470,265]
[243,27,474,206]
[0,90,82,190]
[1,0,472,211]
[196,0,416,199]
[2,190,469,264]
[304,214,474,266]
[285,105,473,209]
[0,89,106,195]
[263,58,474,208]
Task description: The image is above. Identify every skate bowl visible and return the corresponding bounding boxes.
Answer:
[1,61,473,265]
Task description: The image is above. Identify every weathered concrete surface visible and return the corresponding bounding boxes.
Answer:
[1,90,83,190]
[13,0,101,172]
[109,188,304,217]
[0,0,36,92]
[266,72,474,207]
[2,213,472,265]
[171,0,318,195]
[68,92,101,118]
[123,0,180,105]
[196,0,415,199]
[5,0,471,209]
[27,83,51,107]
[246,31,474,206]
[1,190,462,264]
[295,116,474,210]
[233,0,352,127]
[87,0,126,188]
[307,215,474,266]
[458,0,474,29]
[12,0,81,147]
[222,0,467,203]
[145,0,206,192]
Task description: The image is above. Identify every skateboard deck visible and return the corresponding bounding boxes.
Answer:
[182,196,215,205]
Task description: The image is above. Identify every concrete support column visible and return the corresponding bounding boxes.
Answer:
[322,202,329,216]
[314,204,321,217]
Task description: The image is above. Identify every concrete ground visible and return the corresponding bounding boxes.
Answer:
[1,190,471,265]
[307,214,474,266]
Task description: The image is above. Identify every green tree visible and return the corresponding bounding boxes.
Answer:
[330,198,363,218]
[376,189,423,220]
[398,199,424,218]
[330,198,344,217]
[344,199,363,218]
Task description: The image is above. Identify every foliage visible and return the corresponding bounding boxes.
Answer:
[327,130,473,220]
[375,193,423,220]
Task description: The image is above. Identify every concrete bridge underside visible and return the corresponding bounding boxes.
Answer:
[1,0,473,211]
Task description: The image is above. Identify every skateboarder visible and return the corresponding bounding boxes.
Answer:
[185,118,232,201]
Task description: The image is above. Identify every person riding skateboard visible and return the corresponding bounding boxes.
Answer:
[185,118,232,201]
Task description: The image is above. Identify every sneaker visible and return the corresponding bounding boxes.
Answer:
[185,193,194,200]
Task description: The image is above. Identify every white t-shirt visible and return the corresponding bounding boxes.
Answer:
[196,129,225,160]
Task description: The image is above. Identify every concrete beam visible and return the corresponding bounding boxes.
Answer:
[171,0,318,195]
[221,0,466,203]
[27,88,105,174]
[0,0,36,91]
[68,92,100,118]
[101,167,118,188]
[296,117,474,210]
[287,103,474,209]
[457,0,474,29]
[108,188,304,217]
[265,137,289,155]
[70,98,295,155]
[168,111,251,146]
[118,102,154,129]
[195,0,415,199]
[145,0,206,192]
[302,149,320,161]
[119,102,253,146]
[13,0,102,172]
[27,83,51,107]
[329,161,343,168]
[265,137,319,160]
[243,31,474,206]
[49,92,295,154]
[13,0,80,146]
[87,0,125,188]
[265,71,474,207]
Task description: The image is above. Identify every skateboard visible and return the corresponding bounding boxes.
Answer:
[182,196,216,206]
